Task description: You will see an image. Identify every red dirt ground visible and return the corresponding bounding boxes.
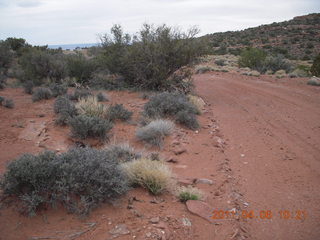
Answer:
[0,72,319,240]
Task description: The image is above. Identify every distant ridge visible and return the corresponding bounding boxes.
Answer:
[204,13,320,60]
[48,43,99,50]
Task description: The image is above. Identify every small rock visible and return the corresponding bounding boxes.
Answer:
[109,224,130,236]
[186,200,214,223]
[146,232,152,238]
[195,178,214,185]
[150,217,160,224]
[181,218,192,227]
[240,154,245,157]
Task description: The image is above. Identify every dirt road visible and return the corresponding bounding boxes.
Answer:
[194,73,320,239]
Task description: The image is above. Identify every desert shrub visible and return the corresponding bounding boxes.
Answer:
[19,48,67,84]
[53,96,77,125]
[89,73,128,90]
[106,104,132,122]
[96,92,109,102]
[49,83,67,97]
[0,148,128,216]
[215,59,226,66]
[307,77,320,86]
[105,143,142,163]
[238,48,267,72]
[177,186,202,202]
[143,92,199,129]
[311,54,320,77]
[135,119,174,147]
[23,80,34,94]
[121,158,172,195]
[32,87,52,102]
[68,89,92,100]
[2,98,14,108]
[69,115,113,140]
[0,96,4,104]
[100,24,207,91]
[76,96,106,118]
[262,55,292,73]
[0,41,13,75]
[175,110,199,130]
[66,53,98,84]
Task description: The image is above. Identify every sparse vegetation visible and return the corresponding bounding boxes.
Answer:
[69,115,113,140]
[177,186,202,202]
[121,158,172,195]
[0,148,129,216]
[135,119,174,147]
[32,87,53,102]
[106,104,132,122]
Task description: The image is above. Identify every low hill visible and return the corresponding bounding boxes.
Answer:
[205,13,320,60]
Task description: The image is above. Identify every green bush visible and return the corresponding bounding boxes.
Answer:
[0,41,13,75]
[106,104,132,122]
[143,92,199,129]
[19,48,67,84]
[0,148,128,216]
[66,53,98,84]
[177,186,202,202]
[100,24,207,91]
[32,87,53,102]
[136,119,174,147]
[69,115,113,140]
[311,54,320,77]
[238,48,267,72]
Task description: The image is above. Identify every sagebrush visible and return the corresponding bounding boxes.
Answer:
[0,148,129,216]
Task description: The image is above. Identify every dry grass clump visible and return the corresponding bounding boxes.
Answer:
[187,95,205,114]
[121,158,173,195]
[176,186,203,202]
[76,96,106,118]
[135,119,174,147]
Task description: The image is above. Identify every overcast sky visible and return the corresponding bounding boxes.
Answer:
[0,0,319,45]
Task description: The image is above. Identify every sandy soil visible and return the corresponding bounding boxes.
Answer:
[0,72,319,240]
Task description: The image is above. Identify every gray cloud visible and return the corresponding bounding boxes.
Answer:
[0,0,319,45]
